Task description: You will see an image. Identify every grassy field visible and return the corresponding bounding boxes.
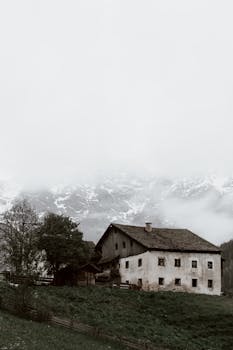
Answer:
[33,286,233,350]
[0,309,125,350]
[1,282,233,350]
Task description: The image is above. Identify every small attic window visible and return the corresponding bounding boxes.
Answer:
[123,241,126,249]
[115,243,118,250]
[158,258,165,266]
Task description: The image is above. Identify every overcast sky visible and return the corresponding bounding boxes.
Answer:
[0,1,233,187]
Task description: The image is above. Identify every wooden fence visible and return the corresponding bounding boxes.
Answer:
[0,296,166,350]
[0,281,168,350]
[1,273,53,285]
[50,315,167,350]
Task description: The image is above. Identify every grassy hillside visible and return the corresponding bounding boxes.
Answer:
[0,309,125,350]
[34,286,233,350]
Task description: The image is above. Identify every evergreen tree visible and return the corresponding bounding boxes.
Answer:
[38,213,90,278]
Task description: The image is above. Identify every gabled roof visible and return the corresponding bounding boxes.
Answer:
[96,223,220,254]
[78,263,101,273]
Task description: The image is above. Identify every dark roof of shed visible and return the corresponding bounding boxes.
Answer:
[78,263,101,273]
[97,223,220,253]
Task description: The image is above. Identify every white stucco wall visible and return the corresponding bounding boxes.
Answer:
[119,250,221,295]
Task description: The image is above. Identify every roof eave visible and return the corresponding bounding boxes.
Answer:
[148,247,221,254]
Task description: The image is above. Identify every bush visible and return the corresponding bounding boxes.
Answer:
[12,284,34,318]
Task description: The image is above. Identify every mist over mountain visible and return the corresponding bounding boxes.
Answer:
[0,175,233,246]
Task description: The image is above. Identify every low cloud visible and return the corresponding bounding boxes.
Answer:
[160,193,233,245]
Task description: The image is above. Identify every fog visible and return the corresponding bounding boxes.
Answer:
[0,1,233,188]
[160,193,233,245]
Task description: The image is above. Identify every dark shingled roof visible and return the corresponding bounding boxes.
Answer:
[108,223,220,253]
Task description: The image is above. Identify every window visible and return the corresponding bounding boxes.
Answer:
[125,261,129,269]
[208,261,213,269]
[192,279,197,287]
[175,278,181,286]
[123,241,126,249]
[115,243,118,250]
[175,259,181,267]
[126,280,129,284]
[192,260,197,268]
[130,240,133,247]
[158,258,165,266]
[208,280,213,288]
[138,258,142,267]
[159,277,164,285]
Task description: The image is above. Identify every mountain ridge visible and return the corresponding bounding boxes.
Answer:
[0,175,232,245]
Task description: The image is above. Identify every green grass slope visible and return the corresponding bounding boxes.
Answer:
[35,286,233,350]
[0,309,125,350]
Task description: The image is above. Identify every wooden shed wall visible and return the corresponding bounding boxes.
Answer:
[100,226,146,261]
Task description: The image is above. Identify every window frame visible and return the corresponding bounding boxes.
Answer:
[158,277,164,285]
[208,261,213,269]
[192,260,197,268]
[192,278,198,287]
[174,258,181,267]
[158,257,165,266]
[175,278,181,286]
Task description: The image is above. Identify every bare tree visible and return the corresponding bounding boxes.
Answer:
[2,199,41,276]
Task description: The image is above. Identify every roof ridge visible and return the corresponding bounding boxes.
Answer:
[112,223,189,231]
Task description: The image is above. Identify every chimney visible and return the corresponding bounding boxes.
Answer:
[145,222,152,233]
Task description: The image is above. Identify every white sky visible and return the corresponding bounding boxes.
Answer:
[0,1,233,187]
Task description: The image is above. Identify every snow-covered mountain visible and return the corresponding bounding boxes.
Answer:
[0,175,233,245]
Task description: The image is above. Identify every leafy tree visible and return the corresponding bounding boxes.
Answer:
[38,213,90,279]
[2,199,40,277]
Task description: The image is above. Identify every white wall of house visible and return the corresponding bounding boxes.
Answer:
[119,250,221,295]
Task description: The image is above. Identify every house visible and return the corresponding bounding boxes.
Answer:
[95,223,222,295]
